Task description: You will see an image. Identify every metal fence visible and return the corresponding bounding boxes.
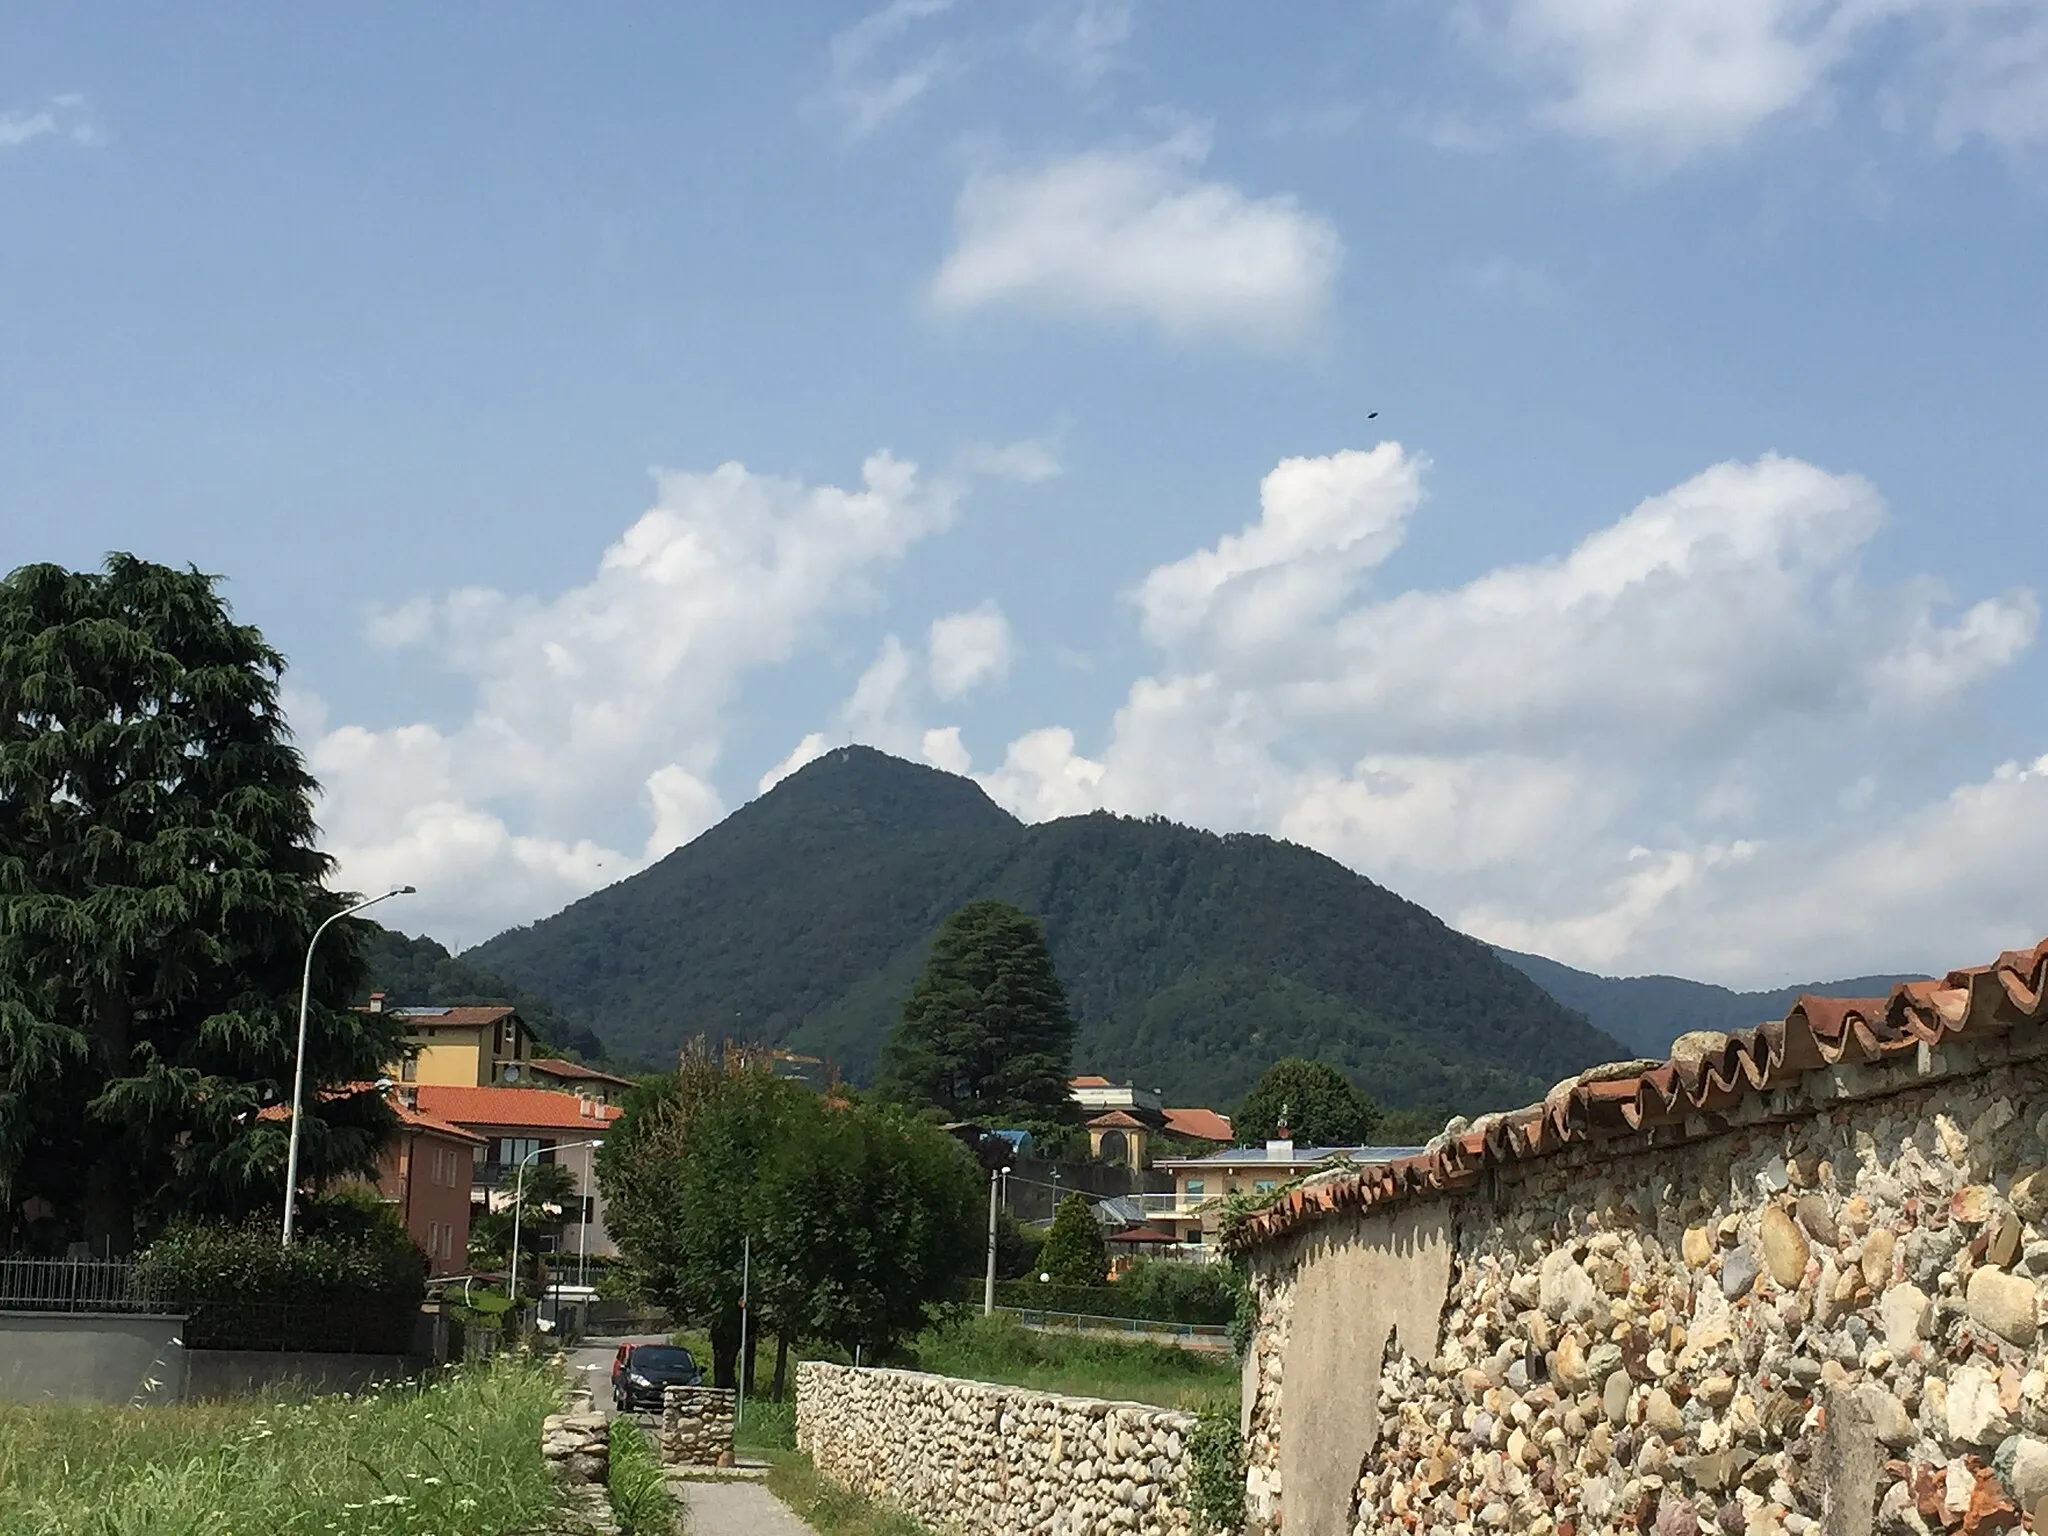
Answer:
[996,1305,1230,1343]
[0,1256,148,1314]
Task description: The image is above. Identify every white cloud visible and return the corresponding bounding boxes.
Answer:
[928,128,1343,348]
[311,452,958,938]
[0,95,99,152]
[825,0,960,138]
[929,602,1013,698]
[983,445,2042,984]
[958,437,1064,484]
[921,725,974,775]
[1460,0,2048,162]
[1028,0,1139,84]
[759,732,832,795]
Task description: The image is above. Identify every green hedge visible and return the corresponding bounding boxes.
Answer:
[133,1203,427,1353]
[993,1259,1240,1326]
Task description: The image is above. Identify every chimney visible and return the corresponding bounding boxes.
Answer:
[1268,1105,1293,1162]
[368,992,386,1014]
[400,1085,419,1111]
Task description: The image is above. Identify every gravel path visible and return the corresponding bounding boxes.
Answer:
[672,1479,818,1534]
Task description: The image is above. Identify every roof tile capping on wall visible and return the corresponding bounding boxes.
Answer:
[1231,938,2048,1250]
[1231,937,2048,1536]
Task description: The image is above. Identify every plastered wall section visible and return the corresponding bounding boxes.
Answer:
[796,1360,1199,1536]
[1242,1051,2048,1536]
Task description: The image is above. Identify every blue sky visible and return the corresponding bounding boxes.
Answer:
[5,2,2046,981]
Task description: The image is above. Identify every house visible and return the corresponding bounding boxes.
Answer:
[377,1094,485,1277]
[1068,1076,1234,1169]
[410,1085,623,1261]
[1146,1134,1423,1253]
[522,1057,636,1107]
[365,995,540,1088]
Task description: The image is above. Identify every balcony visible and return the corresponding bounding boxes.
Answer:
[1134,1191,1218,1221]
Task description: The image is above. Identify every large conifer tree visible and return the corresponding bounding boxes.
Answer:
[877,899,1077,1124]
[0,556,403,1254]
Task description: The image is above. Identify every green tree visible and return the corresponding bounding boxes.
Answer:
[0,556,405,1253]
[1038,1193,1107,1286]
[600,1066,981,1393]
[877,900,1077,1124]
[1235,1058,1381,1148]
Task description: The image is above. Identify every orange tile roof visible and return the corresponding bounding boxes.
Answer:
[257,1085,487,1145]
[412,1084,623,1132]
[1069,1075,1114,1088]
[388,1005,520,1028]
[1087,1109,1149,1129]
[1230,937,2048,1251]
[525,1059,635,1088]
[1163,1106,1233,1142]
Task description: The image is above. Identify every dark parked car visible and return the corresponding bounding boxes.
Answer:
[611,1342,704,1411]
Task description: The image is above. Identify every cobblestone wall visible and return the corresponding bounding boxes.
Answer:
[1242,1053,2048,1536]
[796,1360,1199,1536]
[660,1384,736,1467]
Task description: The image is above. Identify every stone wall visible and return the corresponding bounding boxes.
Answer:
[542,1393,619,1536]
[797,1359,1199,1536]
[661,1384,736,1467]
[1240,1054,2048,1536]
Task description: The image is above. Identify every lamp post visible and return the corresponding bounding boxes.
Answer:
[510,1137,604,1305]
[281,885,415,1245]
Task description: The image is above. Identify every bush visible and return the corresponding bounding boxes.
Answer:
[132,1197,426,1353]
[1187,1401,1246,1534]
[992,1262,1239,1326]
[1039,1194,1108,1286]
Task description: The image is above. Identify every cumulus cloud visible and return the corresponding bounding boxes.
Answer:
[928,128,1343,348]
[983,444,2041,983]
[1027,0,1140,84]
[929,603,1014,698]
[310,452,959,938]
[1460,0,2048,162]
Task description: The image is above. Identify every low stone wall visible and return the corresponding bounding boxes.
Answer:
[1239,1049,2048,1536]
[542,1394,618,1535]
[661,1384,736,1466]
[796,1359,1199,1536]
[0,1311,187,1404]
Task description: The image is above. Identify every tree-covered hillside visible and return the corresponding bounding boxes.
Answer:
[466,747,1626,1114]
[1493,948,1926,1060]
[358,926,609,1064]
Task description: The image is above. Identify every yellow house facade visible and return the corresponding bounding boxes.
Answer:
[366,996,541,1088]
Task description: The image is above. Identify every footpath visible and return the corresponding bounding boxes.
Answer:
[566,1335,821,1535]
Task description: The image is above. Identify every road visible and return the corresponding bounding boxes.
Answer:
[565,1336,821,1533]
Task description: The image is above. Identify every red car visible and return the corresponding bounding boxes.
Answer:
[610,1342,704,1412]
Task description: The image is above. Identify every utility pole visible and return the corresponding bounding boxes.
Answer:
[737,1235,751,1434]
[984,1165,1007,1316]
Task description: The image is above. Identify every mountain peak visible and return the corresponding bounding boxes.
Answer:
[761,744,1018,836]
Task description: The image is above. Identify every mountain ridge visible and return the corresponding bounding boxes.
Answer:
[464,745,1628,1113]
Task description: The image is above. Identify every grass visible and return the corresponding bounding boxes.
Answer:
[0,1357,569,1536]
[904,1314,1238,1413]
[608,1416,680,1536]
[764,1451,933,1536]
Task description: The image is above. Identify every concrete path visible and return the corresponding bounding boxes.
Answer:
[671,1479,817,1534]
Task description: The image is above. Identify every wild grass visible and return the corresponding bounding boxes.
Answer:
[764,1451,932,1536]
[905,1314,1238,1412]
[607,1415,680,1536]
[0,1356,567,1536]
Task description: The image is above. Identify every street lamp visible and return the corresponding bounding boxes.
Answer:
[281,885,416,1245]
[510,1137,604,1305]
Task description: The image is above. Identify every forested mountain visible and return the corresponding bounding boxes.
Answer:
[465,746,1627,1113]
[358,927,609,1063]
[1494,948,1925,1060]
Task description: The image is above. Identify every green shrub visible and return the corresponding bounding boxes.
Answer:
[991,1268,1236,1326]
[1038,1194,1108,1285]
[133,1200,426,1353]
[1187,1401,1246,1534]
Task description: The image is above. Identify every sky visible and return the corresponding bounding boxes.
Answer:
[4,1,2047,985]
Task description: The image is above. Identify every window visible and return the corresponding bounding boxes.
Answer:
[1184,1178,1206,1197]
[1254,1180,1277,1194]
[496,1137,544,1168]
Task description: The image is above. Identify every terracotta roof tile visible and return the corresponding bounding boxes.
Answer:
[1162,1107,1233,1142]
[1087,1109,1149,1129]
[412,1084,623,1132]
[525,1059,635,1088]
[1229,937,2048,1250]
[257,1085,487,1145]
